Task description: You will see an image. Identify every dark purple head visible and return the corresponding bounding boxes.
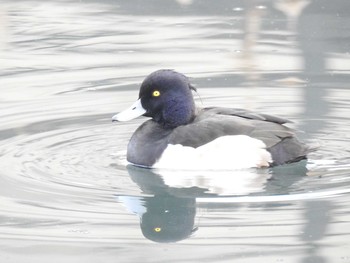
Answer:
[138,70,196,128]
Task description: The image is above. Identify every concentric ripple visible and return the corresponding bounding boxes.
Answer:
[1,119,137,197]
[1,91,350,205]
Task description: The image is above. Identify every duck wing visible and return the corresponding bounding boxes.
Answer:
[198,107,292,124]
[169,107,293,148]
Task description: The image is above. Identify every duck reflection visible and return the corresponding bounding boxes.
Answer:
[117,163,308,243]
[119,194,197,243]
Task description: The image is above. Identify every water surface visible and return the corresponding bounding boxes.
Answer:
[1,0,350,262]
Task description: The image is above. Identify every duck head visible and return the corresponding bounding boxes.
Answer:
[113,70,196,128]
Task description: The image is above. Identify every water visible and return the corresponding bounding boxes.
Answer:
[1,0,350,262]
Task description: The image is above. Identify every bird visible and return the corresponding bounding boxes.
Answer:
[112,69,314,170]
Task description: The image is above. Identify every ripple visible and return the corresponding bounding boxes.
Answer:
[1,100,350,204]
[0,114,138,201]
[197,187,350,204]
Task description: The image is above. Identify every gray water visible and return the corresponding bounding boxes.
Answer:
[1,0,350,262]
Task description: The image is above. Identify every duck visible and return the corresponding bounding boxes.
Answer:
[112,69,314,170]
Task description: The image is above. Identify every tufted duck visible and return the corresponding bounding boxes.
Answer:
[112,70,314,169]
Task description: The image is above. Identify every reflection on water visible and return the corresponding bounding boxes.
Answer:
[1,0,350,262]
[118,163,350,245]
[119,194,197,243]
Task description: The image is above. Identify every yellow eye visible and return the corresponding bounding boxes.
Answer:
[154,227,162,232]
[152,90,161,97]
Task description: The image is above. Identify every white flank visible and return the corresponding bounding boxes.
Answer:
[152,135,272,170]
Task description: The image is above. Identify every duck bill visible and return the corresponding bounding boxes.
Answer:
[112,99,146,122]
